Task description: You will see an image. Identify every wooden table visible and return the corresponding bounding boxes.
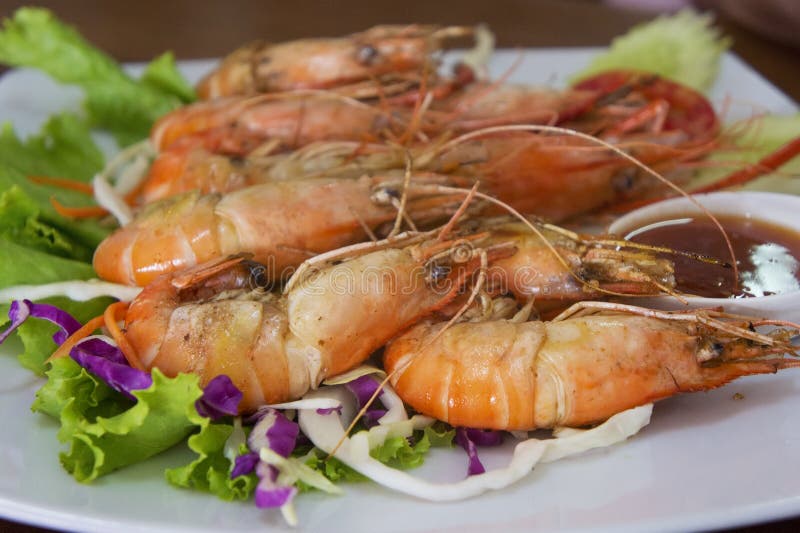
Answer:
[0,1,797,531]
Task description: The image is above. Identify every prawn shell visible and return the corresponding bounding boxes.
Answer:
[385,320,546,430]
[287,247,448,377]
[93,192,226,286]
[196,25,446,99]
[429,84,600,132]
[385,314,782,431]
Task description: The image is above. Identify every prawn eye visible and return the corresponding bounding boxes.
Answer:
[245,261,272,290]
[427,263,451,284]
[356,44,380,65]
[370,186,400,206]
[611,168,637,193]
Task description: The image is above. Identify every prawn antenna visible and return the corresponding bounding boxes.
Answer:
[388,150,416,238]
[432,124,741,286]
[406,182,677,301]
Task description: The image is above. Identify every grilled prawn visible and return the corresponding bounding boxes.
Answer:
[384,302,800,430]
[124,234,489,411]
[123,218,679,411]
[196,25,474,99]
[93,174,462,286]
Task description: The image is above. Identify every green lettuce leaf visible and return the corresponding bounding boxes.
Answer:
[370,433,431,470]
[0,239,98,289]
[0,113,108,253]
[0,295,110,374]
[166,423,258,501]
[32,355,130,422]
[141,52,196,103]
[0,113,104,181]
[298,425,455,492]
[423,422,457,448]
[34,364,207,483]
[572,9,730,92]
[0,236,112,374]
[300,452,368,489]
[0,186,93,260]
[0,7,195,146]
[0,114,114,372]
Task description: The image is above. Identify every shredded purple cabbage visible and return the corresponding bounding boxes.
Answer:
[195,375,242,420]
[316,406,343,416]
[249,409,299,459]
[254,462,296,508]
[0,299,81,345]
[265,412,299,458]
[462,428,504,447]
[231,452,260,478]
[70,337,152,400]
[345,375,382,407]
[245,409,301,507]
[363,409,387,428]
[455,428,504,476]
[345,375,388,427]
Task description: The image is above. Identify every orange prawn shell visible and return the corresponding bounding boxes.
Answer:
[123,240,476,412]
[196,25,453,99]
[93,176,407,287]
[125,271,295,410]
[385,315,782,431]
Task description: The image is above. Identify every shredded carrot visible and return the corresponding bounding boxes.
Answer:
[46,314,106,362]
[50,196,109,218]
[28,175,94,195]
[104,301,145,371]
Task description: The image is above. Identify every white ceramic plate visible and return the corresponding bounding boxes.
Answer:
[1,50,799,533]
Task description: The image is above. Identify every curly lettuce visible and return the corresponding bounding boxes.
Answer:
[33,359,210,483]
[0,113,113,373]
[0,8,198,371]
[0,113,108,254]
[166,423,259,501]
[0,7,195,146]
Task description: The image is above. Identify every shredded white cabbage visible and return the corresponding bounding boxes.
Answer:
[259,447,343,527]
[223,417,247,465]
[368,374,408,424]
[266,398,342,411]
[321,365,407,424]
[460,24,495,75]
[98,138,155,195]
[260,448,343,495]
[92,174,132,226]
[0,279,141,303]
[298,386,652,502]
[322,365,385,385]
[113,149,153,196]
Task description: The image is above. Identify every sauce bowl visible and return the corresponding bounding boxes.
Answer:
[608,191,800,323]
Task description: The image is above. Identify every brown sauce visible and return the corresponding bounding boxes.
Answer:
[625,214,800,298]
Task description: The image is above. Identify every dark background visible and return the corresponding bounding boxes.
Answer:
[0,0,798,100]
[0,1,798,531]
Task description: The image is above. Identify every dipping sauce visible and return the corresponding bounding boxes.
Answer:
[625,214,800,298]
